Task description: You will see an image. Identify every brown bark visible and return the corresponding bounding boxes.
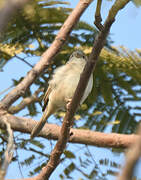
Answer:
[0,112,137,149]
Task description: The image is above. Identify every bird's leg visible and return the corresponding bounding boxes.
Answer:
[65,98,75,129]
[65,97,81,111]
[65,98,72,111]
[94,0,104,31]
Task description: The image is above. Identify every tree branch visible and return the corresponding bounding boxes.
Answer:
[0,112,138,149]
[14,55,34,68]
[94,0,103,31]
[0,0,93,110]
[8,88,43,114]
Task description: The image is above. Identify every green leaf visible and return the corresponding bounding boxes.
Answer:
[64,162,75,177]
[21,155,35,166]
[64,150,75,159]
[30,140,45,149]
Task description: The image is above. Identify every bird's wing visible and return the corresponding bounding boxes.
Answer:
[42,86,52,111]
[41,63,67,111]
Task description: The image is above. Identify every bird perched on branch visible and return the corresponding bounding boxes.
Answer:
[31,50,93,139]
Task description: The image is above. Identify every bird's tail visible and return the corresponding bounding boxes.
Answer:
[30,108,50,139]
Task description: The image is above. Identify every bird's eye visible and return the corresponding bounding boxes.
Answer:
[82,55,85,58]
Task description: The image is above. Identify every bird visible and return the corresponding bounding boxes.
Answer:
[30,50,93,139]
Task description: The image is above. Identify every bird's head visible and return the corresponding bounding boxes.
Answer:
[69,50,87,61]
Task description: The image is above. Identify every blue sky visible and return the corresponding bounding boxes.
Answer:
[70,0,141,50]
[1,0,141,179]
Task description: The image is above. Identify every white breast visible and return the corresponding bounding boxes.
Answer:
[49,57,93,109]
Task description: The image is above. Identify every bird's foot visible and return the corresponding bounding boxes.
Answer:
[65,98,72,110]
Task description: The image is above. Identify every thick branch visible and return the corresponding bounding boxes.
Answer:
[0,112,137,149]
[0,0,31,33]
[0,0,93,110]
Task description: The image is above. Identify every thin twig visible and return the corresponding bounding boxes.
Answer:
[8,88,44,114]
[14,54,34,68]
[85,145,105,178]
[15,146,24,178]
[29,148,50,158]
[94,0,104,31]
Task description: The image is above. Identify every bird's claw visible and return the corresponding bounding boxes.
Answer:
[65,98,72,110]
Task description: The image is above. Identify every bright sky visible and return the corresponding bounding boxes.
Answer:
[2,0,141,179]
[70,0,141,50]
